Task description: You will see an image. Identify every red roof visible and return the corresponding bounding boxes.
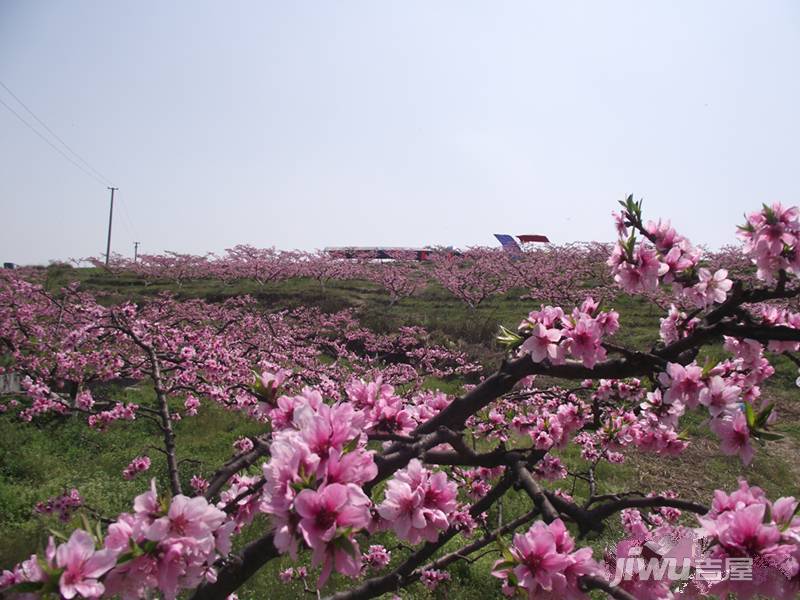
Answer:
[517,234,550,243]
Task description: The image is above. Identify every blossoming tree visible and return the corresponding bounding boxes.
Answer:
[2,197,800,599]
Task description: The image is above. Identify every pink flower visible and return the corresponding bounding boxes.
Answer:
[362,544,391,569]
[661,244,696,281]
[697,501,785,559]
[365,393,415,435]
[563,318,606,369]
[255,367,291,403]
[75,390,94,411]
[122,455,151,480]
[268,388,323,429]
[183,395,200,416]
[55,530,117,599]
[294,483,371,587]
[533,455,568,481]
[377,460,457,544]
[493,519,599,597]
[739,202,800,282]
[660,362,704,408]
[190,475,209,495]
[609,244,667,293]
[709,478,767,516]
[420,568,451,590]
[102,554,158,599]
[685,268,733,307]
[772,496,800,528]
[521,323,563,363]
[612,211,627,236]
[698,376,741,417]
[104,514,134,553]
[322,447,377,486]
[295,402,365,458]
[718,503,781,552]
[345,377,394,411]
[710,411,754,465]
[146,494,226,543]
[261,436,320,526]
[34,489,83,522]
[233,437,254,454]
[133,479,161,526]
[294,483,371,551]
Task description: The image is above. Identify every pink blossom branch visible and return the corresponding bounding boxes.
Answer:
[322,473,515,600]
[204,435,270,501]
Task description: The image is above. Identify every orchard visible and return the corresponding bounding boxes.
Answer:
[2,197,800,599]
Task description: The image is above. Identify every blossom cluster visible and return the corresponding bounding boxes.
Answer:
[344,377,453,435]
[362,545,391,570]
[605,481,800,600]
[659,352,777,465]
[738,202,800,283]
[609,202,699,292]
[658,304,700,345]
[693,479,800,599]
[122,456,151,480]
[258,399,378,587]
[278,565,308,582]
[34,488,83,522]
[2,480,232,600]
[87,402,138,430]
[609,199,734,308]
[377,459,458,545]
[453,467,506,501]
[419,568,451,590]
[492,518,600,598]
[517,298,619,368]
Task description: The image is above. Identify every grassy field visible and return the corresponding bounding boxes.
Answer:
[2,266,799,598]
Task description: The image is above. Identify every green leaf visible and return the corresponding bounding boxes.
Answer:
[80,513,94,538]
[700,357,718,378]
[6,581,44,593]
[494,537,516,565]
[343,437,359,454]
[47,528,68,542]
[497,325,523,349]
[762,203,777,224]
[493,559,515,571]
[743,401,756,429]
[754,403,774,429]
[334,535,357,558]
[752,431,784,441]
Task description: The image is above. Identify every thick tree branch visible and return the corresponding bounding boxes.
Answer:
[189,532,279,600]
[508,455,559,523]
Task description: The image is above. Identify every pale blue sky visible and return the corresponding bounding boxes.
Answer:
[1,1,799,265]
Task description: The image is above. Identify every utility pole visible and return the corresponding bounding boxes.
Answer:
[134,241,140,262]
[105,187,118,266]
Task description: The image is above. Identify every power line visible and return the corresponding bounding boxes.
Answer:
[0,95,110,186]
[0,80,114,186]
[0,81,138,263]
